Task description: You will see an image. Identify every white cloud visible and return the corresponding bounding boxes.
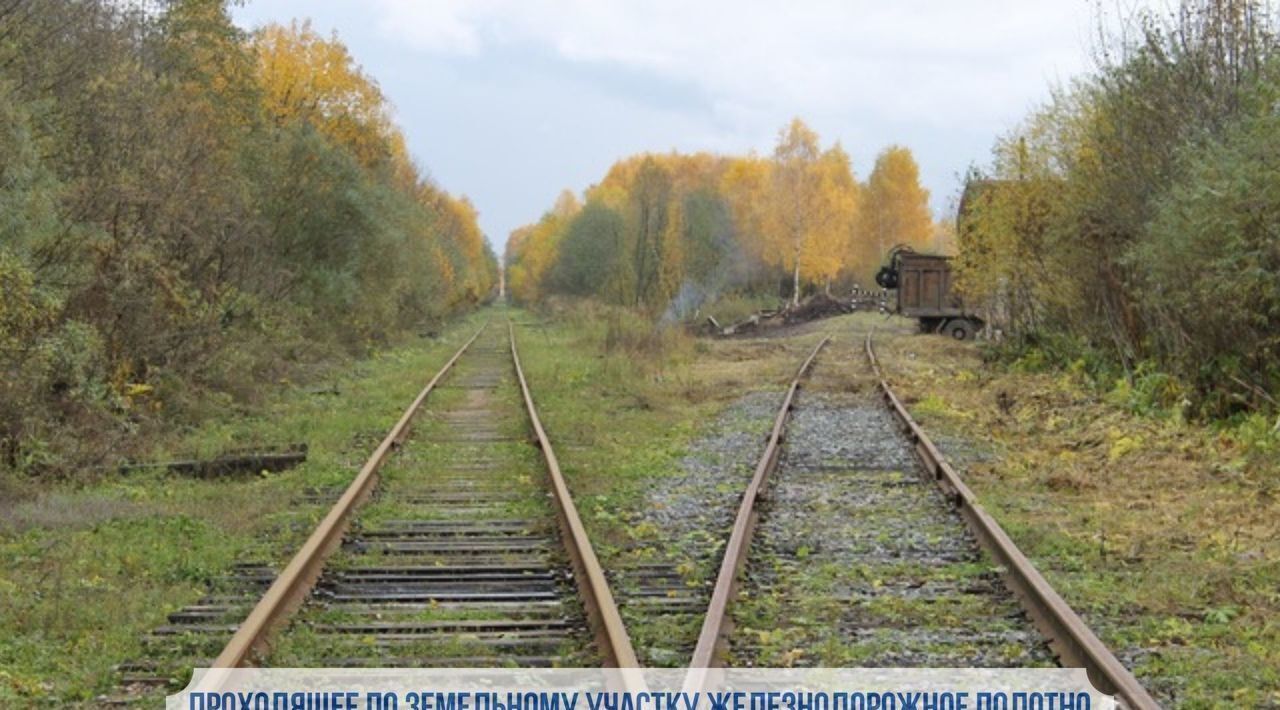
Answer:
[236,1,1132,245]
[372,0,1095,133]
[373,0,485,54]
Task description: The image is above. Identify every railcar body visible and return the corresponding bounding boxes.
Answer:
[876,247,983,340]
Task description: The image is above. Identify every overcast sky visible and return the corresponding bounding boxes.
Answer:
[231,1,1123,252]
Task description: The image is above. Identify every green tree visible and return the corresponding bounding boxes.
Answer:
[549,202,626,297]
[1135,110,1280,412]
[626,157,675,309]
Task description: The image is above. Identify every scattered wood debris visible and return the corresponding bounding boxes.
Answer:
[120,443,308,478]
[707,291,888,337]
[781,293,853,323]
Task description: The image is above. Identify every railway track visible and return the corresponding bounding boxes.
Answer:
[686,331,1161,709]
[258,323,615,668]
[121,316,1157,708]
[130,320,639,699]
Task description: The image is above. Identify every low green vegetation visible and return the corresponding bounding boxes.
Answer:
[513,301,820,662]
[5,292,1272,705]
[512,303,706,544]
[268,336,594,667]
[0,313,487,704]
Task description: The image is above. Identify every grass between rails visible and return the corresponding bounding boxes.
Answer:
[511,305,820,549]
[266,330,595,667]
[717,325,1053,670]
[866,314,1280,707]
[0,311,490,705]
[511,304,829,663]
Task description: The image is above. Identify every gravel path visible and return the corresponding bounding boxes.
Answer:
[608,337,1054,669]
[729,345,1055,667]
[608,390,780,666]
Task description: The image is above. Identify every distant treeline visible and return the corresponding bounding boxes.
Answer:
[958,0,1279,417]
[0,1,497,474]
[504,119,948,318]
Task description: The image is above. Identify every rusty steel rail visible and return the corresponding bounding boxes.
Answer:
[199,324,488,682]
[865,331,1160,710]
[687,336,831,675]
[196,320,643,693]
[507,321,643,678]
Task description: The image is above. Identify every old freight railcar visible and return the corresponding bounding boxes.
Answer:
[875,246,983,340]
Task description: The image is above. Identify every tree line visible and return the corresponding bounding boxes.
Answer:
[957,0,1279,418]
[0,1,497,475]
[504,119,945,318]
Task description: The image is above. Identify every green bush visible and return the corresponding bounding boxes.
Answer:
[959,1,1280,421]
[1133,110,1280,415]
[0,2,496,476]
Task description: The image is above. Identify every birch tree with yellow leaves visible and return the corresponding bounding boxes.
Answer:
[508,120,898,314]
[725,119,859,305]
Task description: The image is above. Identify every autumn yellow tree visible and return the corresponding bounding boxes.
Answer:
[725,119,858,305]
[252,20,412,179]
[425,191,492,303]
[856,146,933,275]
[930,218,958,255]
[720,156,770,265]
[505,190,580,304]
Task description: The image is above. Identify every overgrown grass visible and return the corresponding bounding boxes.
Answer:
[513,301,820,662]
[512,299,818,533]
[532,298,694,371]
[0,311,489,705]
[872,314,1280,706]
[512,303,701,531]
[12,301,1262,704]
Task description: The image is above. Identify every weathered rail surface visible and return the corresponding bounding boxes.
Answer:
[114,326,486,697]
[209,325,488,670]
[865,331,1160,709]
[117,315,1158,707]
[133,320,639,698]
[252,322,637,669]
[686,330,1160,708]
[508,321,642,671]
[688,337,831,670]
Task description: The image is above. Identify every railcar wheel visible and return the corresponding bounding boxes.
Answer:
[947,319,973,341]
